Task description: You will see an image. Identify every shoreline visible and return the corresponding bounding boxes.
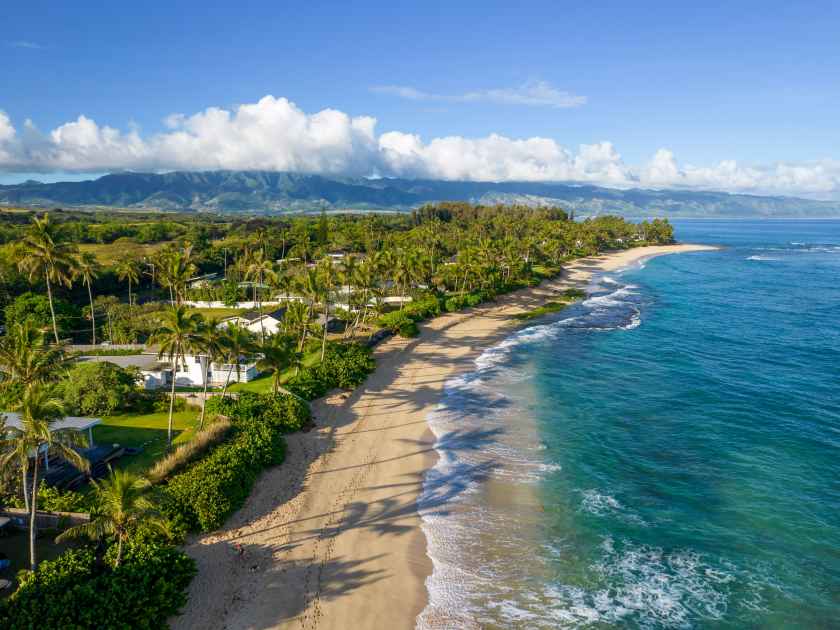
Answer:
[173,243,716,630]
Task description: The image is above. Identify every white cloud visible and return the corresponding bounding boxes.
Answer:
[371,80,587,109]
[0,97,839,199]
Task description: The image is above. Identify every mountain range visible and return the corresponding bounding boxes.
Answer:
[1,171,838,217]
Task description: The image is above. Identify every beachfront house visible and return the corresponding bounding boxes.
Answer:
[219,307,287,336]
[139,353,259,389]
[79,351,259,389]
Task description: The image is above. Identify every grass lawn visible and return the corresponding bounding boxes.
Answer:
[93,409,200,474]
[187,307,246,319]
[79,240,172,265]
[229,349,322,394]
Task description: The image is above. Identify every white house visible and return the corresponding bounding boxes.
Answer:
[140,353,259,389]
[219,307,287,336]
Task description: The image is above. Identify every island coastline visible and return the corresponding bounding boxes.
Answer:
[173,243,717,630]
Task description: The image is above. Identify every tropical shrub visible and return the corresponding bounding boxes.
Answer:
[217,392,311,433]
[401,295,443,321]
[59,361,138,415]
[378,310,412,332]
[313,343,375,389]
[285,369,328,400]
[286,342,375,397]
[161,416,285,532]
[3,291,79,337]
[8,484,92,513]
[0,541,195,629]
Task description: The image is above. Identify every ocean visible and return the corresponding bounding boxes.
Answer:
[418,220,840,629]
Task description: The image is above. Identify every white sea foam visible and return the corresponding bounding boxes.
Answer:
[747,255,780,261]
[418,272,658,629]
[580,489,623,515]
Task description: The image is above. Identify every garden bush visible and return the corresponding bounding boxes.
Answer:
[220,392,311,433]
[161,415,285,532]
[378,310,415,334]
[0,540,195,629]
[287,342,375,397]
[401,295,443,321]
[285,369,329,400]
[60,361,138,416]
[8,485,92,513]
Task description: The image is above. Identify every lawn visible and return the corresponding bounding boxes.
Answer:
[79,240,172,265]
[228,348,321,394]
[187,307,246,319]
[92,409,200,474]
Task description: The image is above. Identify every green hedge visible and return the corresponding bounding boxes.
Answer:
[286,342,375,397]
[206,392,310,433]
[0,540,195,629]
[161,415,285,532]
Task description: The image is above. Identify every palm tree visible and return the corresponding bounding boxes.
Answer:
[256,335,295,394]
[114,258,140,308]
[149,306,203,446]
[317,259,335,361]
[0,413,36,513]
[0,320,71,390]
[155,244,196,306]
[296,268,321,352]
[56,468,165,567]
[73,252,101,344]
[351,261,377,335]
[17,213,77,343]
[282,301,310,352]
[196,319,224,430]
[218,324,254,399]
[244,249,277,344]
[15,385,89,570]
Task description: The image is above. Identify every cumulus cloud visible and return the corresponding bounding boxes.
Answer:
[371,80,586,109]
[0,97,839,199]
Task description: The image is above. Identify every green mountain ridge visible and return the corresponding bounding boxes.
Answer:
[1,171,838,217]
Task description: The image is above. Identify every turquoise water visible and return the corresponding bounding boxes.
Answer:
[419,220,840,629]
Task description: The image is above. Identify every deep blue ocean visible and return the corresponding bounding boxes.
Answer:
[419,220,840,629]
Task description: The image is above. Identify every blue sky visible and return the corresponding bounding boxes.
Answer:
[2,1,839,197]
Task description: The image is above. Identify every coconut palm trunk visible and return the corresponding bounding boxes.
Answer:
[321,296,329,361]
[86,279,96,344]
[44,271,60,343]
[29,452,40,570]
[21,460,30,513]
[199,357,211,430]
[222,363,234,399]
[167,357,178,446]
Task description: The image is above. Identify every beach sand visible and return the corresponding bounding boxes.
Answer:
[173,244,716,630]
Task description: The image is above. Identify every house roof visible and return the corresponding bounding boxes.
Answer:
[78,354,161,370]
[240,307,286,323]
[2,412,101,433]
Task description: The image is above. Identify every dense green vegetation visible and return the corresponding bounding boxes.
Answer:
[0,203,672,626]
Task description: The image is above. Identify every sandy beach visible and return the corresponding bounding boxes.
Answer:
[173,243,716,630]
